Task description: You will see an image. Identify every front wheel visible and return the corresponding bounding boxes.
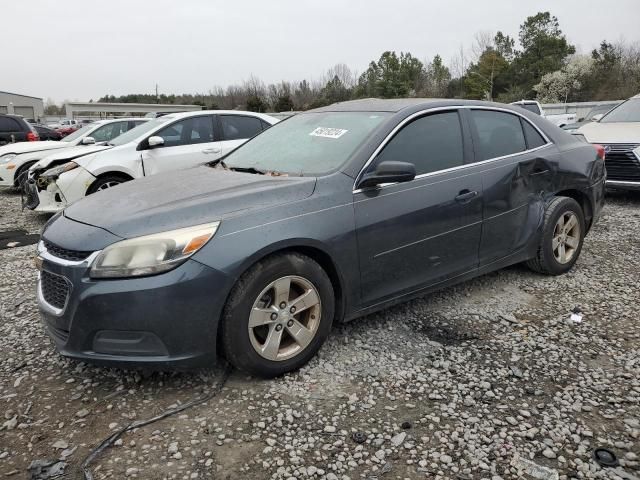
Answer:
[526,196,585,275]
[221,253,334,377]
[87,175,129,195]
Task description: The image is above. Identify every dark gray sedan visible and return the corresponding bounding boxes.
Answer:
[37,99,606,377]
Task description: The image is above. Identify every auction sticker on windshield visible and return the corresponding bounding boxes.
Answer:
[309,127,348,139]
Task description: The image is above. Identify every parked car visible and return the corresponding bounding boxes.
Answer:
[36,99,605,377]
[0,114,39,146]
[577,94,640,190]
[33,125,63,141]
[562,104,619,133]
[0,118,147,190]
[28,110,278,212]
[56,125,80,138]
[510,100,577,127]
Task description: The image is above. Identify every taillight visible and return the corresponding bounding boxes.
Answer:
[27,131,39,141]
[593,144,605,160]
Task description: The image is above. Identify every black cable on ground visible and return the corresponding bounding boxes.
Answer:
[81,364,232,480]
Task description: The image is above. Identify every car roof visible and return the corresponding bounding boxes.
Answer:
[161,110,278,122]
[308,98,530,114]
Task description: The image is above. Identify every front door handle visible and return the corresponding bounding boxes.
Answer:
[455,189,479,203]
[202,147,221,154]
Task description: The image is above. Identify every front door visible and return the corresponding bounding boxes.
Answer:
[141,115,221,176]
[354,110,483,306]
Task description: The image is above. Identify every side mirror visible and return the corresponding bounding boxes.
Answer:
[147,136,165,148]
[358,161,416,189]
[81,136,95,145]
[591,114,603,122]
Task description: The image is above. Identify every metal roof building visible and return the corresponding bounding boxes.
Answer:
[0,91,44,121]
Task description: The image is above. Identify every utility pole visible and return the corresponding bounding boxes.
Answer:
[155,84,159,104]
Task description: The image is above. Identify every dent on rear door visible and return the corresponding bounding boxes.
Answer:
[478,150,556,266]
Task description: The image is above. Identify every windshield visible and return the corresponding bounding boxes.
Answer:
[61,125,93,143]
[108,117,172,146]
[223,112,390,176]
[600,99,640,123]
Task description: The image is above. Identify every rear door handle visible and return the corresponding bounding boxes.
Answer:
[202,147,221,154]
[455,190,479,203]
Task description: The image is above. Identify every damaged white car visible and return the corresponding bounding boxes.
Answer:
[24,110,278,213]
[0,118,147,191]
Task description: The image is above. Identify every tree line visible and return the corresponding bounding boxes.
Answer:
[45,11,640,115]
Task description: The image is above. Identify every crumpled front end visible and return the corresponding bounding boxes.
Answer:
[24,166,96,212]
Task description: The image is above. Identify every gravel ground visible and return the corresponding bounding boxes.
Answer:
[0,188,639,480]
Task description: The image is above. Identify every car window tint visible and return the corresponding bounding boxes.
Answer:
[373,111,464,175]
[0,117,20,131]
[470,110,526,161]
[155,116,215,147]
[221,115,263,140]
[521,119,546,149]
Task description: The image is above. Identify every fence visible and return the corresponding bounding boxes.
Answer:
[541,101,623,120]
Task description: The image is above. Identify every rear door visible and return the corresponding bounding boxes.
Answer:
[141,115,220,176]
[354,109,483,305]
[217,115,266,156]
[0,116,24,145]
[465,108,553,267]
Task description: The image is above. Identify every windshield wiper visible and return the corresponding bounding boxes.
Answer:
[228,166,266,175]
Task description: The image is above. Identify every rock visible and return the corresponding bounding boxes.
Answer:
[52,440,69,450]
[390,432,406,447]
[542,448,556,459]
[323,425,336,433]
[76,408,89,418]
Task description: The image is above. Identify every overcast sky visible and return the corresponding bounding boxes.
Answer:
[3,0,639,103]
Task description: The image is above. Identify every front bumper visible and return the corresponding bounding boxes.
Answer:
[37,240,231,368]
[606,180,640,191]
[0,163,17,187]
[26,167,96,212]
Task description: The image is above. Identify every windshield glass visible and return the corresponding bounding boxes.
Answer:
[600,99,640,123]
[223,112,389,176]
[108,117,172,146]
[61,125,93,143]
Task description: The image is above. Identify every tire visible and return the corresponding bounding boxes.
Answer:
[526,196,585,275]
[87,174,130,195]
[13,161,36,192]
[221,253,335,378]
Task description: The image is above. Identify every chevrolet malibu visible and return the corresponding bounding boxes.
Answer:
[37,99,606,377]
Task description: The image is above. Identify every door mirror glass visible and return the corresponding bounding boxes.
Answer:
[359,161,416,189]
[81,136,95,145]
[148,136,165,148]
[591,113,603,122]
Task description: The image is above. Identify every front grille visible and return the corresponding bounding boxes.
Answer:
[40,271,70,310]
[43,240,92,262]
[602,143,640,182]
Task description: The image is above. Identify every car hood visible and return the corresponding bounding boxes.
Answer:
[0,141,68,156]
[577,122,640,143]
[31,145,112,170]
[64,166,317,238]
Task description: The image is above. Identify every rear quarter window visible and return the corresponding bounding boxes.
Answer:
[521,120,547,149]
[0,117,21,132]
[470,110,527,161]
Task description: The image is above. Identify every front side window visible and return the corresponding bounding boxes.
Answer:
[155,116,215,147]
[600,98,640,123]
[470,110,526,161]
[372,111,464,175]
[221,115,263,140]
[91,122,127,142]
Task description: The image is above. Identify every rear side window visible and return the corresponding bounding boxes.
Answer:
[91,122,128,142]
[470,110,526,161]
[373,111,464,175]
[521,120,547,149]
[221,115,263,140]
[0,117,20,132]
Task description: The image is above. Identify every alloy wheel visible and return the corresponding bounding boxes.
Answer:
[97,181,121,191]
[248,275,321,361]
[552,211,580,264]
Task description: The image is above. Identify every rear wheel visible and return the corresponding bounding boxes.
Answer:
[221,253,334,377]
[87,174,130,194]
[526,196,585,275]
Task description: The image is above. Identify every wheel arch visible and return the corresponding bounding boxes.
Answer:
[12,159,38,187]
[554,189,593,232]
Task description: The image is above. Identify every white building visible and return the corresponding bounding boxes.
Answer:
[0,91,44,121]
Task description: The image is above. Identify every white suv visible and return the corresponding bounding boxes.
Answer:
[577,94,640,191]
[0,118,147,189]
[27,110,279,212]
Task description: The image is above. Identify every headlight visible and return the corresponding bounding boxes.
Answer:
[1,154,17,164]
[42,161,78,179]
[90,222,220,278]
